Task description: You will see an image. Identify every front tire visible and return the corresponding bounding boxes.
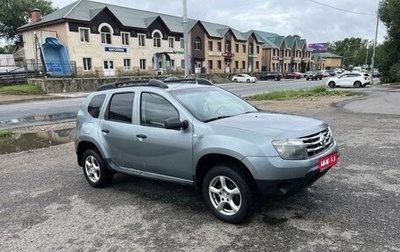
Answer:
[82,149,113,188]
[202,165,254,224]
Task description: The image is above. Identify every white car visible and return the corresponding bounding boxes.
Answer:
[231,74,257,83]
[326,72,370,88]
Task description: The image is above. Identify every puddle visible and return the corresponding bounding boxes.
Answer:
[0,128,76,154]
[0,112,77,127]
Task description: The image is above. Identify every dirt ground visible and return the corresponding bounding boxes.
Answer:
[10,96,354,134]
[250,95,354,115]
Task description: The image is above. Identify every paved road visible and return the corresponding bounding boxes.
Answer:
[0,87,399,251]
[0,79,325,128]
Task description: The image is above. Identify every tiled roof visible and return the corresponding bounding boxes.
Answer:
[313,52,343,58]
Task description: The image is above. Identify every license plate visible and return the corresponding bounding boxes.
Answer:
[318,152,338,172]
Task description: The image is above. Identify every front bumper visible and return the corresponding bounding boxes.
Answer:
[242,141,339,197]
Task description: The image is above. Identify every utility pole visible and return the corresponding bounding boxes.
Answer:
[370,12,379,85]
[183,0,189,77]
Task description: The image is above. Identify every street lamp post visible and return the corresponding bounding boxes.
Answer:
[183,0,189,77]
[370,12,379,85]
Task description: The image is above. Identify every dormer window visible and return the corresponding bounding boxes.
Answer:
[100,26,112,44]
[194,37,201,50]
[153,32,161,47]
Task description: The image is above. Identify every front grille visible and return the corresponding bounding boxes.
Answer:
[300,128,333,157]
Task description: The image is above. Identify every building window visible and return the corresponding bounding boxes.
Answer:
[242,45,246,53]
[256,46,260,54]
[138,34,145,46]
[79,28,90,43]
[256,61,259,69]
[124,59,131,70]
[121,32,130,45]
[225,40,231,52]
[194,37,201,50]
[180,38,184,49]
[242,61,246,69]
[273,50,276,57]
[235,44,239,53]
[217,60,222,69]
[153,32,161,47]
[140,59,146,70]
[171,59,175,69]
[208,41,213,51]
[235,61,239,69]
[181,60,185,69]
[168,37,174,48]
[101,26,112,44]
[217,42,222,52]
[83,58,92,71]
[208,60,213,70]
[249,43,253,54]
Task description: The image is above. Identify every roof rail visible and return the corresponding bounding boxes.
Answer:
[96,78,212,91]
[96,79,168,91]
[163,78,213,85]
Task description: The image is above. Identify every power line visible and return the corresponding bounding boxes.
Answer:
[307,0,376,16]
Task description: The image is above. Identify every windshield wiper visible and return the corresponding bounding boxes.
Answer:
[204,115,232,122]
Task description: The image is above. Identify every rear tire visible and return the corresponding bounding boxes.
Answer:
[82,149,113,188]
[328,81,336,88]
[202,164,254,224]
[354,81,361,88]
[246,79,250,83]
[233,79,238,83]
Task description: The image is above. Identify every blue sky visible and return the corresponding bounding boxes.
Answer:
[48,0,387,44]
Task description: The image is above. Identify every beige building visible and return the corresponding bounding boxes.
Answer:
[17,0,314,77]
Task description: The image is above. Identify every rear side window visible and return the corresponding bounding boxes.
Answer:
[105,92,134,123]
[87,94,106,118]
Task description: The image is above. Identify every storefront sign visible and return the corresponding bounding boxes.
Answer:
[105,47,127,53]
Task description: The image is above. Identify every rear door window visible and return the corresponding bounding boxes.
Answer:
[105,92,134,123]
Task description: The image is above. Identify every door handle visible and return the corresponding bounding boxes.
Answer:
[136,134,147,139]
[102,129,110,133]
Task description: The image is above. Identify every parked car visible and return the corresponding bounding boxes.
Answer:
[326,72,370,88]
[231,74,257,83]
[75,78,339,223]
[372,69,381,78]
[326,69,336,76]
[259,72,282,81]
[285,72,302,79]
[306,71,324,81]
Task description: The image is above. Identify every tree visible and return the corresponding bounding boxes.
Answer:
[377,0,400,82]
[328,37,372,69]
[0,0,57,43]
[0,44,17,53]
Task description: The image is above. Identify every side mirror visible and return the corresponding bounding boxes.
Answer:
[164,117,189,130]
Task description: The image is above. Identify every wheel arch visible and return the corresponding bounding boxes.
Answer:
[77,141,102,167]
[194,154,257,194]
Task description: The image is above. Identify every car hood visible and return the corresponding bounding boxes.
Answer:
[209,112,327,139]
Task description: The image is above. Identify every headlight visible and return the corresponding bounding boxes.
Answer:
[272,139,308,160]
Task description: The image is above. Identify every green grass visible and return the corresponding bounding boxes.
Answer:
[0,129,13,138]
[0,84,45,95]
[248,86,358,101]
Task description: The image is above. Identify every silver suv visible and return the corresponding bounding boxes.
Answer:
[75,79,339,223]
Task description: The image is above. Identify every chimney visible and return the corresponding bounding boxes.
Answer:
[31,9,42,23]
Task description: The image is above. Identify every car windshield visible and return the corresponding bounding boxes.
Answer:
[170,86,258,122]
